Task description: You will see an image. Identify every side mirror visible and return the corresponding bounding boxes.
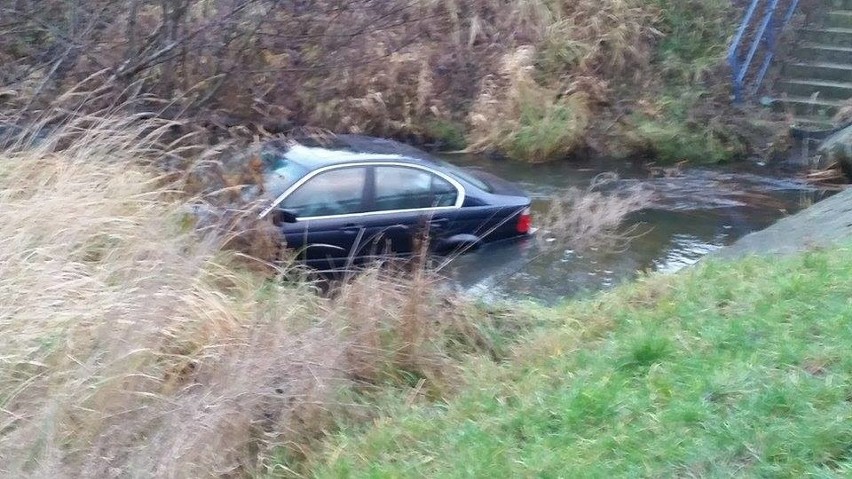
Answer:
[270,208,298,226]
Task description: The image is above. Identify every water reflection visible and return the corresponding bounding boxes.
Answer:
[439,154,832,303]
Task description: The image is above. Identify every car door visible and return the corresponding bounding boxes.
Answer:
[277,166,369,270]
[361,165,463,258]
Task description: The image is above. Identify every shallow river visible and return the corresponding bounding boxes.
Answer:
[438,155,833,303]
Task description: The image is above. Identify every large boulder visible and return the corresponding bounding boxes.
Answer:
[818,123,852,179]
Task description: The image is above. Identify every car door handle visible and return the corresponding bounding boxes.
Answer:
[342,224,363,235]
[429,218,449,230]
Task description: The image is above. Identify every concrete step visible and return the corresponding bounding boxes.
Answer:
[784,61,852,82]
[776,79,852,100]
[827,10,852,29]
[829,0,852,10]
[769,95,844,117]
[795,44,852,63]
[799,27,852,44]
[790,117,838,131]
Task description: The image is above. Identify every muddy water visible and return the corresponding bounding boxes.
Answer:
[438,155,833,303]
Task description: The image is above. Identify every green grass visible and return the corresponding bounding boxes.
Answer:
[303,246,852,477]
[611,0,742,164]
[626,113,747,164]
[619,89,748,165]
[421,119,468,151]
[501,93,590,163]
[649,0,734,82]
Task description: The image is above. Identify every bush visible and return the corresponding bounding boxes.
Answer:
[536,174,654,251]
[625,115,747,164]
[422,118,468,151]
[649,0,736,82]
[1,0,744,163]
[501,93,591,162]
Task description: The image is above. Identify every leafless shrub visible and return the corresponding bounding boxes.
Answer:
[536,173,655,252]
[1,0,668,159]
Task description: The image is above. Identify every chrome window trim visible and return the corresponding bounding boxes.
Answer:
[259,161,466,220]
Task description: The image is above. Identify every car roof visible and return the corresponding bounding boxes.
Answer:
[258,134,511,208]
[263,134,439,171]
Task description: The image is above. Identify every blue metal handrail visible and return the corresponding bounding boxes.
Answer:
[728,0,801,103]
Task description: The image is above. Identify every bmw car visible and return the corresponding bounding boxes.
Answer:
[257,135,532,270]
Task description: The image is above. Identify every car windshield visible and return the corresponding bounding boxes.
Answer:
[436,160,493,193]
[263,157,311,199]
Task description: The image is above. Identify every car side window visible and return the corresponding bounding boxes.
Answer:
[374,166,458,211]
[280,167,367,217]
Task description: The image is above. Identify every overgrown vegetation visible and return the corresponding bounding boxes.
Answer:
[307,246,852,477]
[536,172,654,251]
[1,0,759,163]
[2,0,824,475]
[0,116,450,476]
[4,111,845,476]
[0,113,649,477]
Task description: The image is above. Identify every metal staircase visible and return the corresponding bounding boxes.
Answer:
[727,0,802,103]
[729,0,852,130]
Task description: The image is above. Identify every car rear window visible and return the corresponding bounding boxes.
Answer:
[436,160,493,193]
[374,166,458,210]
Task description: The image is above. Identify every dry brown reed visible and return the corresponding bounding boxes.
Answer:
[2,0,668,162]
[0,113,478,477]
[536,173,655,252]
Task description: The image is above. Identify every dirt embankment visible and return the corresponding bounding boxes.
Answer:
[1,0,780,163]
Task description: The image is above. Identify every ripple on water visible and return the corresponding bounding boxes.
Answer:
[652,234,725,274]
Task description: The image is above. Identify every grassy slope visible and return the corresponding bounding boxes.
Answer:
[308,248,852,477]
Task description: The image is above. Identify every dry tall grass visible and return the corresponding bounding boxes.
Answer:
[3,0,737,163]
[463,0,657,160]
[0,116,477,477]
[467,46,592,162]
[536,173,655,251]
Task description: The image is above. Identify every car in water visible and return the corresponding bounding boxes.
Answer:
[257,135,532,271]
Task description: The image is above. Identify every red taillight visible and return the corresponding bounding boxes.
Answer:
[516,207,532,234]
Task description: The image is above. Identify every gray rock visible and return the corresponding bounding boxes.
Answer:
[712,187,852,260]
[817,124,852,177]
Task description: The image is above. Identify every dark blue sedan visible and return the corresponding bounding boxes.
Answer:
[257,135,532,270]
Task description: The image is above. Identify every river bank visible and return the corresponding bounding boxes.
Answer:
[715,184,852,259]
[3,1,850,473]
[3,0,786,165]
